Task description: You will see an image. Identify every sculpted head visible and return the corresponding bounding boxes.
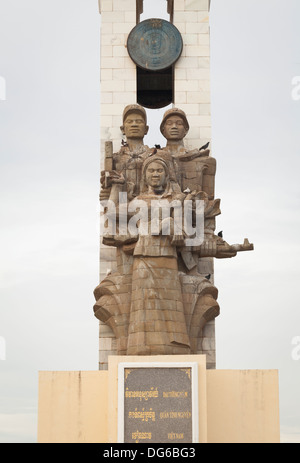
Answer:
[160,108,189,142]
[145,161,167,190]
[142,156,169,193]
[121,104,149,141]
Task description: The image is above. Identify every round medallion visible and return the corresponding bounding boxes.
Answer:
[127,19,183,71]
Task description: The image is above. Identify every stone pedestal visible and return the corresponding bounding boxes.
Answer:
[37,355,280,443]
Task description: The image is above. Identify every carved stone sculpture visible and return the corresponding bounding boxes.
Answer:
[93,105,253,356]
[126,155,191,355]
[100,104,153,207]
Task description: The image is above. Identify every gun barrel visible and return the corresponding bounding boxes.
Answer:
[104,141,113,188]
[104,141,113,171]
[230,238,254,252]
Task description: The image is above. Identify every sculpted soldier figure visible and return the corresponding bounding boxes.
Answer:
[159,108,253,261]
[94,104,154,354]
[100,104,153,206]
[157,107,253,351]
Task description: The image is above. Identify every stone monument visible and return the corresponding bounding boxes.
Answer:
[95,0,255,370]
[37,1,280,444]
[93,105,253,358]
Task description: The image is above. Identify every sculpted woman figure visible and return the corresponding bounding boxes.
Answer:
[126,154,191,355]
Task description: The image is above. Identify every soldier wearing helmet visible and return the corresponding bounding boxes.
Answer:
[100,104,153,205]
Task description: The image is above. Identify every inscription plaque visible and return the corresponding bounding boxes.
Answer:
[118,363,199,443]
[127,19,183,71]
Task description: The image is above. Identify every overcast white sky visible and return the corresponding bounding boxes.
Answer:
[0,0,300,443]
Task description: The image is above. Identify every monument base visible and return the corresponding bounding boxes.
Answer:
[37,355,280,443]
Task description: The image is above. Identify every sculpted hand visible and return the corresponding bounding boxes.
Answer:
[100,170,125,186]
[199,238,237,258]
[99,188,111,202]
[199,239,218,257]
[215,237,237,258]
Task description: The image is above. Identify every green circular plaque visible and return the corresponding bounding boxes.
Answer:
[127,18,183,71]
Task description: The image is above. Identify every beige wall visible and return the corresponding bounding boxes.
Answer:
[207,369,281,443]
[37,360,280,443]
[37,371,108,443]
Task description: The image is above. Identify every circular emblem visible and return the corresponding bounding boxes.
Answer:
[127,19,183,71]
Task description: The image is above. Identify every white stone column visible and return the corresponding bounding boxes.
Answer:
[99,0,137,169]
[173,0,211,149]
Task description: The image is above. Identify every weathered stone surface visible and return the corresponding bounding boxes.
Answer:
[93,105,253,357]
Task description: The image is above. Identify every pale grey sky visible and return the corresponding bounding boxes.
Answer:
[0,0,300,443]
